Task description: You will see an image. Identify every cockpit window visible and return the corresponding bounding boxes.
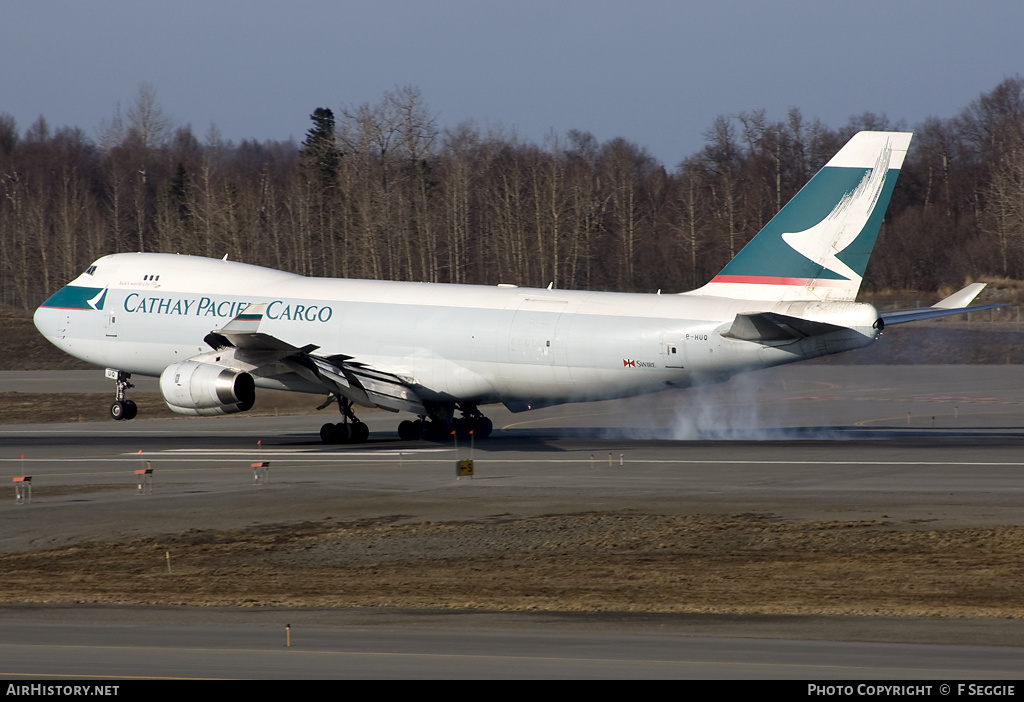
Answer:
[85,265,97,276]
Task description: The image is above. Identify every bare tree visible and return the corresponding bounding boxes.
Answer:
[126,83,172,150]
[983,131,1024,275]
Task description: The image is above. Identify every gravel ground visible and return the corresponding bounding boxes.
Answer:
[2,511,1022,618]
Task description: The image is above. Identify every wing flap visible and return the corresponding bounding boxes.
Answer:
[342,363,425,414]
[722,312,846,342]
[207,304,426,415]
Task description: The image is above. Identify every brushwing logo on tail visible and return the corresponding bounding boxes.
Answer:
[703,131,910,302]
[780,140,893,283]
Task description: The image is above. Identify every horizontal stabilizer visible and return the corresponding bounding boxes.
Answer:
[880,284,1004,326]
[723,312,846,342]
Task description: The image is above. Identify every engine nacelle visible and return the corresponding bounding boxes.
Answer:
[159,361,256,416]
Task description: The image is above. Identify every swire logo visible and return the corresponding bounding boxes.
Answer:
[623,359,655,368]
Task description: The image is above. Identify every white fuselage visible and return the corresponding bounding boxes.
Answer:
[34,253,881,412]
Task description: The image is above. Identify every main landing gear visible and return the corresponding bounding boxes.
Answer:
[109,370,138,421]
[397,403,493,441]
[317,398,493,444]
[319,395,369,444]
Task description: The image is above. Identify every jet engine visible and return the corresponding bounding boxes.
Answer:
[159,361,256,416]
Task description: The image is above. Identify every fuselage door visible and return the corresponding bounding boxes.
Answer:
[508,298,567,365]
[661,333,685,368]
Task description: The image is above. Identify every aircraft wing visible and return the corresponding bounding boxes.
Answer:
[879,284,1004,326]
[203,303,426,415]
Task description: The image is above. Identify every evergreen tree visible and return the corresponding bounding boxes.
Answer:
[301,107,340,188]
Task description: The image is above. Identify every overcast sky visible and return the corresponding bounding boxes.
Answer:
[3,1,1023,167]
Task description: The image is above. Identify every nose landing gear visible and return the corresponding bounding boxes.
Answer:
[108,370,138,421]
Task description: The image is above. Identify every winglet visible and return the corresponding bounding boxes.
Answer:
[222,303,268,333]
[206,303,319,353]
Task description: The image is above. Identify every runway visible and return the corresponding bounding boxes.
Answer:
[2,607,1022,680]
[1,364,1023,678]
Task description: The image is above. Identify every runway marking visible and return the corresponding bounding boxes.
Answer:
[3,456,1023,467]
[0,671,230,681]
[0,642,973,679]
[638,459,1024,466]
[137,448,452,457]
[0,643,1011,679]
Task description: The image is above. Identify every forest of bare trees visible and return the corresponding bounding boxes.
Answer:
[2,79,1023,310]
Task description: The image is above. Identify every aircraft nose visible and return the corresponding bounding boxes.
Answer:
[33,285,75,342]
[33,302,57,340]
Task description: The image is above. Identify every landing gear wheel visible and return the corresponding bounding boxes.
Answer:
[421,421,448,441]
[319,395,370,444]
[320,422,349,443]
[333,423,350,443]
[109,370,136,421]
[398,420,419,441]
[350,422,369,443]
[320,421,367,444]
[473,416,493,438]
[454,404,492,439]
